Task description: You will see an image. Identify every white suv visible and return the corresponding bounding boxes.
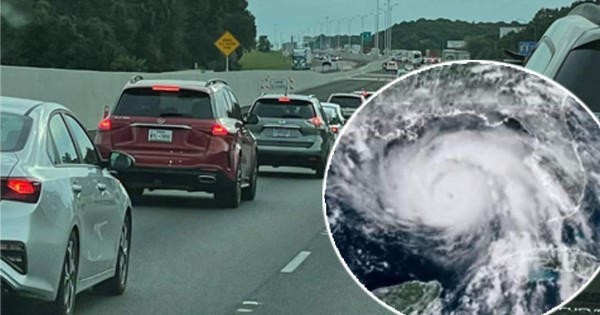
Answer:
[525,3,600,113]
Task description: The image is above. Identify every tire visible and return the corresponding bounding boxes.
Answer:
[126,186,143,197]
[215,163,242,208]
[94,213,131,296]
[48,232,79,315]
[242,158,258,201]
[315,163,326,179]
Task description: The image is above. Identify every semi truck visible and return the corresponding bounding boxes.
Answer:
[292,48,313,70]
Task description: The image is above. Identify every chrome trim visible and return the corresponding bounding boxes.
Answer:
[130,123,192,130]
[263,124,301,129]
[198,175,217,184]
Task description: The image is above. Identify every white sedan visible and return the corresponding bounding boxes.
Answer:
[1,96,134,315]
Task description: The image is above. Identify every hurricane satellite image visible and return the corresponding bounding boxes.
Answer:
[324,61,600,315]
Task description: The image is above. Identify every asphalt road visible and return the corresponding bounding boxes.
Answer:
[2,77,393,315]
[6,73,597,315]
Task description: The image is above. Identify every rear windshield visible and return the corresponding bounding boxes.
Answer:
[113,88,213,119]
[554,40,600,112]
[1,113,32,152]
[251,99,315,119]
[329,96,363,109]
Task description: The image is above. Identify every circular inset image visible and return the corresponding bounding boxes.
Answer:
[323,61,600,315]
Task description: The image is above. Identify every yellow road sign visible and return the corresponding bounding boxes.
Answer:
[214,31,240,57]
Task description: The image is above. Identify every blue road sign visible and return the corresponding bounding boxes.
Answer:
[518,41,537,57]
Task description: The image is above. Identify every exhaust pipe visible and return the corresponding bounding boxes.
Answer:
[198,175,216,184]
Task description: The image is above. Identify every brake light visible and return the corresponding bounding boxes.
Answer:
[1,178,42,203]
[152,85,180,92]
[278,96,290,102]
[212,123,229,136]
[307,117,323,127]
[331,126,339,133]
[98,118,112,131]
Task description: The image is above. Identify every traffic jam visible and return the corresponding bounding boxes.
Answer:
[2,2,599,313]
[0,74,370,314]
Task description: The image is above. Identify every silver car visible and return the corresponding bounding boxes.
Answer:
[1,96,134,315]
[326,93,366,120]
[321,102,346,136]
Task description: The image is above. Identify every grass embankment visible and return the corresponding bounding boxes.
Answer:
[239,50,292,70]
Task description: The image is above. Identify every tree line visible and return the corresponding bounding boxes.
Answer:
[1,0,257,72]
[309,0,598,60]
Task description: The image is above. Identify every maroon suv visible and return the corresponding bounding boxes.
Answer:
[94,77,258,208]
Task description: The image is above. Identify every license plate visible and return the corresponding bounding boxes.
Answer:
[273,128,291,137]
[148,129,173,142]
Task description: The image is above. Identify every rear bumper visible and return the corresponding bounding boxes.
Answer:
[257,145,326,168]
[1,201,67,302]
[114,167,234,192]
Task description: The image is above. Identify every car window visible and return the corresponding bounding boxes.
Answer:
[525,41,554,73]
[63,114,99,165]
[554,40,600,113]
[114,87,214,119]
[48,114,80,164]
[225,89,243,120]
[328,96,363,109]
[0,113,32,152]
[251,99,316,119]
[324,107,341,124]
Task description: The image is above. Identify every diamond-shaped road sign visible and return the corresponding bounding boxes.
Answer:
[214,31,240,57]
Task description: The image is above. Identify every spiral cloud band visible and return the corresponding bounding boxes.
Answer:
[325,62,600,315]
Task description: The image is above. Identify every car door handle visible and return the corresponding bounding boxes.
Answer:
[96,183,107,191]
[72,184,83,193]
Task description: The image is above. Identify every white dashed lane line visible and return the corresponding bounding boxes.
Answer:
[280,251,312,273]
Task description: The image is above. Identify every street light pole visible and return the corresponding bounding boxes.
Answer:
[325,16,329,49]
[348,17,353,48]
[375,0,380,53]
[360,15,366,54]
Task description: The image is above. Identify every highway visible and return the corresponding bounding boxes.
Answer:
[2,75,394,315]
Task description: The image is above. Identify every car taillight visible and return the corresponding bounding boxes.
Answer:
[1,178,42,203]
[212,123,229,136]
[306,117,323,128]
[331,126,339,133]
[0,241,27,274]
[98,118,112,131]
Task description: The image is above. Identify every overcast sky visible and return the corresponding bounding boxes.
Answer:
[248,0,578,44]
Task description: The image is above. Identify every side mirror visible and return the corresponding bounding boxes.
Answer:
[109,151,135,171]
[245,113,259,125]
[102,105,110,119]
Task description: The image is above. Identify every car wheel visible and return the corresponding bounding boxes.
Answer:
[48,232,78,315]
[94,213,131,296]
[242,158,258,201]
[215,163,242,208]
[315,163,326,179]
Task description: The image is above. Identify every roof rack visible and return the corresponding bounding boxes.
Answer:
[129,75,144,84]
[569,3,600,25]
[205,78,229,87]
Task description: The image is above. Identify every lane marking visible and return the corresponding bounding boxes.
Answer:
[348,77,394,82]
[280,251,312,273]
[236,308,254,313]
[242,301,261,306]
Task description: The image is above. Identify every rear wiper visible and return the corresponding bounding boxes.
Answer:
[280,114,304,119]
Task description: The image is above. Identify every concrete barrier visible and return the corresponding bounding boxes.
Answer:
[1,61,382,130]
